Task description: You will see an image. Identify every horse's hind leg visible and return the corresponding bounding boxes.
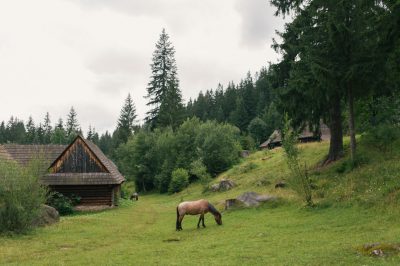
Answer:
[178,215,184,230]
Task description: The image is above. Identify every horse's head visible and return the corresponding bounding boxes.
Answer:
[215,213,222,225]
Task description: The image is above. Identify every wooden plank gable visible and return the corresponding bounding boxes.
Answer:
[50,137,107,174]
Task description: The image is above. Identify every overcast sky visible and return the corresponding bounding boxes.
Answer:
[0,0,285,134]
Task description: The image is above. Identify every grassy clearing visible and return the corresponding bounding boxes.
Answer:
[1,138,400,265]
[1,197,400,265]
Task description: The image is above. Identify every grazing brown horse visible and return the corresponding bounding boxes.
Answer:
[130,192,138,201]
[176,199,222,231]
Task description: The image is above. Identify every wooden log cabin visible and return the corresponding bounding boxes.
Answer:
[0,135,125,206]
[259,123,331,150]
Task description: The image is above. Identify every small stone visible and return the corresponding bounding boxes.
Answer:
[371,249,384,257]
[211,179,236,192]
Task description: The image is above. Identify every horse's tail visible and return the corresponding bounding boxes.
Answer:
[176,206,180,230]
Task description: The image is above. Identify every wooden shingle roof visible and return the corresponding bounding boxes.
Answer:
[0,136,125,186]
[0,144,66,167]
[259,130,281,149]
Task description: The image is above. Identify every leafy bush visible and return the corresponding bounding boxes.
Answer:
[240,135,256,150]
[121,181,135,199]
[168,168,189,193]
[47,192,80,215]
[190,160,212,190]
[248,117,268,145]
[282,115,313,206]
[196,120,241,175]
[0,159,47,234]
[362,124,400,153]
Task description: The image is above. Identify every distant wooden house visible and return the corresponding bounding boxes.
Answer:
[259,124,331,150]
[0,135,125,206]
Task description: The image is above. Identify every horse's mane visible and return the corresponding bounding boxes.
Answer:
[208,203,220,216]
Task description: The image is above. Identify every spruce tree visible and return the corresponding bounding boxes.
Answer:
[99,131,113,155]
[87,125,94,141]
[52,118,66,144]
[36,123,45,144]
[25,116,36,144]
[65,107,80,142]
[145,28,184,129]
[43,112,52,144]
[0,121,5,144]
[114,94,137,146]
[6,117,25,144]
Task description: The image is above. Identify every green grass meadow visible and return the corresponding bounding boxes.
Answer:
[1,138,400,265]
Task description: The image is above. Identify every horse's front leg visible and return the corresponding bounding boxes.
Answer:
[197,215,202,228]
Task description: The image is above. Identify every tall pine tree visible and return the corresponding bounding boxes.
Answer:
[43,112,52,144]
[145,28,184,129]
[65,107,80,142]
[52,118,66,144]
[25,116,36,144]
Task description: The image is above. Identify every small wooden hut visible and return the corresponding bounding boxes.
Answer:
[259,123,331,150]
[0,135,125,206]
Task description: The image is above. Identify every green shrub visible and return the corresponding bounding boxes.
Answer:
[362,124,400,153]
[46,192,80,215]
[121,181,135,199]
[190,160,212,191]
[282,115,313,206]
[335,153,369,174]
[238,162,258,174]
[0,159,47,234]
[240,135,256,150]
[168,168,189,193]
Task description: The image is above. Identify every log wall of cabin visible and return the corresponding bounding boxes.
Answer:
[50,185,120,206]
[52,139,107,173]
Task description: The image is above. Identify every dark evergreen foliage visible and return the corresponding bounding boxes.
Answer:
[145,28,184,129]
[65,107,80,143]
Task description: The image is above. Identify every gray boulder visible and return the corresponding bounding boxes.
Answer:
[236,192,277,207]
[211,179,236,192]
[240,150,250,158]
[33,204,60,227]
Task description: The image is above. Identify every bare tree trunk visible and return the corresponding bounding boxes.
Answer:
[325,93,344,164]
[142,181,147,192]
[348,84,356,162]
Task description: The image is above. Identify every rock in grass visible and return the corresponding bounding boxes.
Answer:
[240,150,250,158]
[211,179,236,192]
[32,204,60,227]
[359,242,400,257]
[235,192,277,207]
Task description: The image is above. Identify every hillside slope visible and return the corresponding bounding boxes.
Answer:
[177,137,400,210]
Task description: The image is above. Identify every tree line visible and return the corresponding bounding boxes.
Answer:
[0,107,82,145]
